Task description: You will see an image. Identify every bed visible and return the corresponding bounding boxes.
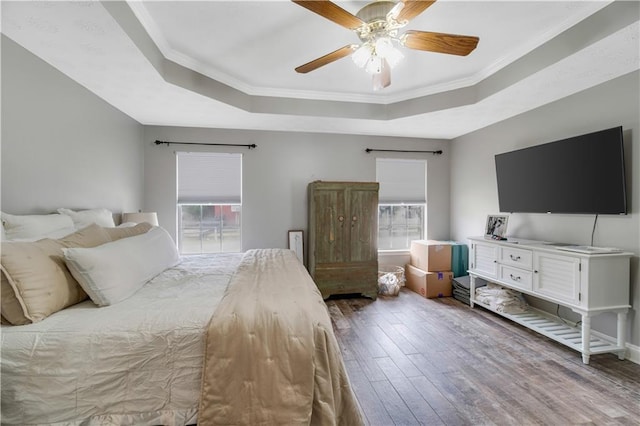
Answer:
[0,211,363,425]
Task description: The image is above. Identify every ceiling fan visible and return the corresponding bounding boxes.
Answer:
[292,0,479,90]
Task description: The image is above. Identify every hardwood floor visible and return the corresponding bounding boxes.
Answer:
[326,289,640,426]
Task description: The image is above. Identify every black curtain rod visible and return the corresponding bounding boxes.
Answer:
[365,148,443,155]
[155,140,257,149]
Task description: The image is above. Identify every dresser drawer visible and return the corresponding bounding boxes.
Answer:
[499,265,532,291]
[500,247,533,269]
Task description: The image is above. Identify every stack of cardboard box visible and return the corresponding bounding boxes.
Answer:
[405,240,453,298]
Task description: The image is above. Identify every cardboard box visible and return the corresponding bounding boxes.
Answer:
[405,264,453,299]
[409,240,451,272]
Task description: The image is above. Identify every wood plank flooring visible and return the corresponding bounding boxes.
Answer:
[326,289,640,426]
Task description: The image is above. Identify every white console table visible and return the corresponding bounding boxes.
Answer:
[468,236,631,364]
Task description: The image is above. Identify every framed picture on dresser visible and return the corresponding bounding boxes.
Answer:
[485,215,508,239]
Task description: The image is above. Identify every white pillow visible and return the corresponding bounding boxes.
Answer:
[57,208,115,228]
[1,212,75,241]
[117,222,138,228]
[63,227,179,306]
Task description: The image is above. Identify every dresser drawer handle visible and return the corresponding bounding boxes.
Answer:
[510,254,521,261]
[510,274,521,281]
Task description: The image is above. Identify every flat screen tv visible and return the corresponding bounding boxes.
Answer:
[495,126,627,214]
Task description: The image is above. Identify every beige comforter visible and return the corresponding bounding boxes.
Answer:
[198,249,363,425]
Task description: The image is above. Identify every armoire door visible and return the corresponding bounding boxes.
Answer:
[311,185,347,264]
[348,186,378,263]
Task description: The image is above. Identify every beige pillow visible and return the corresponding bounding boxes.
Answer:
[1,273,25,324]
[1,314,11,325]
[103,222,153,241]
[0,224,112,325]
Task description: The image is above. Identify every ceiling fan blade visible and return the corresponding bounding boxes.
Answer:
[396,0,437,22]
[292,1,364,30]
[295,45,357,74]
[402,30,479,56]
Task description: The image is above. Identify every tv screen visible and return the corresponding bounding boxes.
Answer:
[495,126,627,214]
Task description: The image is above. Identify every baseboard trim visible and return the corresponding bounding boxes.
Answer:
[589,329,639,365]
[625,342,640,364]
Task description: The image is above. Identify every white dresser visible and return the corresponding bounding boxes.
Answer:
[468,236,632,364]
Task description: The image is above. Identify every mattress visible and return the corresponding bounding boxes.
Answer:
[0,253,243,425]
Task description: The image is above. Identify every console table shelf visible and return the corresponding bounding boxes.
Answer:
[468,236,631,364]
[474,299,623,357]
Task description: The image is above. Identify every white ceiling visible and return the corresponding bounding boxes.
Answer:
[2,0,639,139]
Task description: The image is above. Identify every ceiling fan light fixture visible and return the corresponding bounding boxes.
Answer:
[353,37,403,76]
[352,43,372,68]
[374,37,403,68]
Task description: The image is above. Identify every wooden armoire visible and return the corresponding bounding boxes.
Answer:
[308,181,379,300]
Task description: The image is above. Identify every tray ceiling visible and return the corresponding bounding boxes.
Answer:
[2,1,639,139]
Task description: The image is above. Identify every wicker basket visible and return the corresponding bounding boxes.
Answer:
[377,266,405,296]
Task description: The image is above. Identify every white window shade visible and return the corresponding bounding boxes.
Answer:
[177,152,242,204]
[376,158,426,203]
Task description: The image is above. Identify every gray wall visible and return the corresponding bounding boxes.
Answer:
[143,127,449,253]
[450,70,640,347]
[1,36,144,215]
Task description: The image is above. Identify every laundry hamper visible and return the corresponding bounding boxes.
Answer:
[377,265,405,296]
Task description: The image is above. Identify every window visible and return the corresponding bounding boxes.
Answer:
[376,158,426,250]
[177,152,242,254]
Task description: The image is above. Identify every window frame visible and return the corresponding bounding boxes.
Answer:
[177,203,242,254]
[377,202,425,252]
[376,158,427,252]
[176,152,242,255]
